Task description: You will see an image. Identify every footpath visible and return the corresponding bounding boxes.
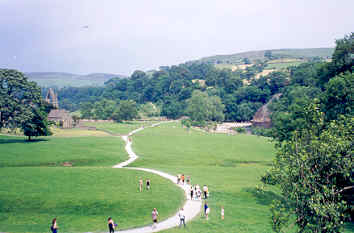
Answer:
[111,122,202,233]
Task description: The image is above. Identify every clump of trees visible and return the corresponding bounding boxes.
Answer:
[0,69,52,140]
[52,59,286,122]
[263,33,353,232]
[185,90,224,126]
[80,99,138,122]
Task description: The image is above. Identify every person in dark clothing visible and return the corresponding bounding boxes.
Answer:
[108,217,116,233]
[50,218,58,233]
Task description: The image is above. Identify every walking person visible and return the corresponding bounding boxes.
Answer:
[221,206,224,220]
[204,202,209,217]
[181,174,185,184]
[139,178,143,192]
[50,218,58,233]
[203,185,208,199]
[151,208,159,229]
[178,208,186,228]
[146,179,151,190]
[177,174,181,184]
[108,217,116,233]
[190,186,194,200]
[186,176,191,185]
[205,205,210,220]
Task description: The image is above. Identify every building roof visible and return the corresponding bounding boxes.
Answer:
[48,109,72,119]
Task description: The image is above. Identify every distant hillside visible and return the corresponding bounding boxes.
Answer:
[25,72,127,87]
[192,48,334,65]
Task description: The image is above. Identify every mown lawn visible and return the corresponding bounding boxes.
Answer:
[0,133,184,232]
[0,168,183,233]
[131,122,276,232]
[131,122,354,233]
[81,120,160,135]
[0,135,127,167]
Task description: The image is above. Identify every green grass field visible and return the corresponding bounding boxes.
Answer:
[0,167,183,232]
[131,122,277,232]
[130,122,354,233]
[0,135,126,167]
[81,120,160,135]
[0,133,184,232]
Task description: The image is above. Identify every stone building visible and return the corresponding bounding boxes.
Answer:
[45,88,73,128]
[48,109,74,128]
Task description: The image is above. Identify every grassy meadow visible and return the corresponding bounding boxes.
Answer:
[131,122,354,233]
[131,122,278,232]
[0,168,183,232]
[0,135,126,167]
[81,120,160,135]
[0,128,184,232]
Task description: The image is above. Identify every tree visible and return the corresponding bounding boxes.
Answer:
[185,91,209,124]
[332,33,353,75]
[0,69,51,140]
[263,104,353,232]
[0,69,41,130]
[112,100,138,122]
[322,73,353,122]
[22,106,52,141]
[185,90,224,125]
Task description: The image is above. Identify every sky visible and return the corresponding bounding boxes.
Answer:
[0,0,353,75]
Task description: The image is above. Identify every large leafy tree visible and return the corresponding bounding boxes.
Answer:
[264,104,353,232]
[112,100,138,122]
[0,69,51,140]
[185,90,224,125]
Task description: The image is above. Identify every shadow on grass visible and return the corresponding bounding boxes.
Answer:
[0,138,49,144]
[244,187,285,206]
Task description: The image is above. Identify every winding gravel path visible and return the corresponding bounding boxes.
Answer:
[112,122,202,233]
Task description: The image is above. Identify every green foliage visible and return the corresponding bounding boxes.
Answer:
[181,118,192,129]
[0,69,51,140]
[332,33,353,75]
[234,127,246,133]
[250,126,272,137]
[185,90,224,125]
[22,106,52,141]
[139,102,160,118]
[266,105,353,232]
[0,69,41,129]
[112,100,138,122]
[322,72,353,122]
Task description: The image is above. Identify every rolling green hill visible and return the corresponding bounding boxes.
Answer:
[25,72,127,87]
[192,48,334,65]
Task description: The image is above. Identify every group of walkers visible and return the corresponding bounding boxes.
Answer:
[190,184,209,200]
[176,174,190,185]
[139,178,151,192]
[49,177,219,233]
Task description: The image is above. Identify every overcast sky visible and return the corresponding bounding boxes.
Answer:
[0,0,353,75]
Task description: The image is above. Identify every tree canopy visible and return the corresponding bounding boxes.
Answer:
[0,69,51,140]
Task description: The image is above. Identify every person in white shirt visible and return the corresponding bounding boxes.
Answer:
[151,208,159,229]
[178,208,186,227]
